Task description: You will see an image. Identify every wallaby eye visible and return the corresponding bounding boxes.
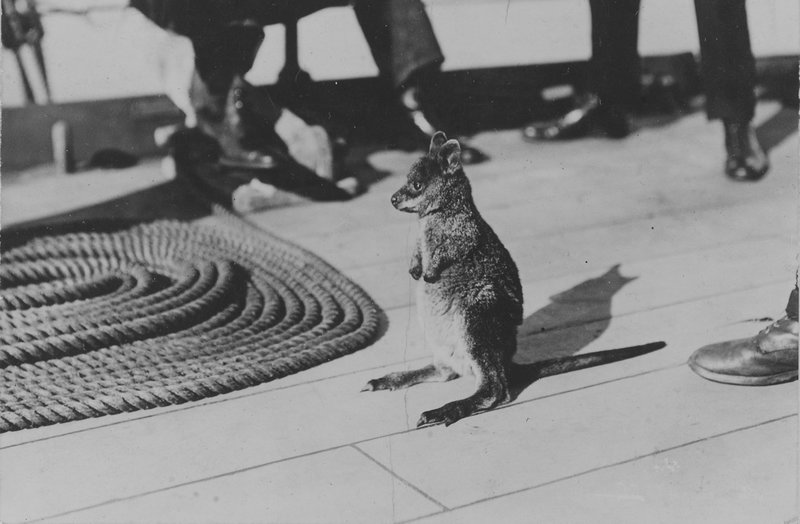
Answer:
[411,181,423,191]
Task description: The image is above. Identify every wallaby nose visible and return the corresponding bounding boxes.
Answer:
[390,194,399,207]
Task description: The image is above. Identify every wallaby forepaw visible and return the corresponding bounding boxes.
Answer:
[422,272,439,284]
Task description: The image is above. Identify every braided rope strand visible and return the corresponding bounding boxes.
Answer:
[0,217,383,432]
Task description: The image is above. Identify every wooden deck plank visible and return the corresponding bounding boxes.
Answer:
[355,366,796,509]
[0,227,790,452]
[0,102,795,523]
[248,104,795,247]
[410,417,797,524]
[257,159,797,281]
[1,161,169,227]
[252,161,796,273]
[0,278,786,452]
[284,190,794,277]
[348,235,793,311]
[0,280,789,522]
[38,446,443,524]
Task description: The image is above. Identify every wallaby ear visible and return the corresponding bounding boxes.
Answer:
[439,139,462,174]
[428,131,447,156]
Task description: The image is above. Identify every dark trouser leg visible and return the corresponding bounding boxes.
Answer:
[132,0,268,95]
[521,0,639,141]
[786,285,798,321]
[191,23,265,96]
[693,0,756,122]
[133,0,443,91]
[132,0,309,168]
[132,0,449,162]
[588,0,641,110]
[694,0,765,180]
[353,0,444,89]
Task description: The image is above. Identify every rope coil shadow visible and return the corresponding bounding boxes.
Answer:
[0,215,383,432]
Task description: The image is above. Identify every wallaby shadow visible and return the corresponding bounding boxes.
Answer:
[508,264,665,400]
[755,106,798,152]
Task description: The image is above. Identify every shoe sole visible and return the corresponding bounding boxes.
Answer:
[688,357,798,386]
[726,162,770,182]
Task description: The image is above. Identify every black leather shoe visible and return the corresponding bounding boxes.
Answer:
[401,85,438,137]
[688,316,798,385]
[723,120,769,181]
[399,86,487,165]
[523,93,631,141]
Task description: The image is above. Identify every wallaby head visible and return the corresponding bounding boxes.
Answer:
[390,131,469,215]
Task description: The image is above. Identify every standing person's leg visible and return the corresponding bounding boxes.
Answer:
[353,0,452,145]
[523,0,641,141]
[694,0,768,181]
[352,0,443,91]
[589,0,641,115]
[132,0,265,97]
[353,0,485,161]
[132,0,334,177]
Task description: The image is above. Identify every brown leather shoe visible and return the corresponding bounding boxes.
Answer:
[688,316,798,385]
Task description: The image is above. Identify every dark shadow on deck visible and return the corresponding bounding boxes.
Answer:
[755,106,798,152]
[1,177,212,249]
[509,264,665,400]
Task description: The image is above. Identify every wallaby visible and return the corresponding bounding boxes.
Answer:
[362,132,664,427]
[361,131,522,427]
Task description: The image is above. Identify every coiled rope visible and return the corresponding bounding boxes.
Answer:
[0,210,382,432]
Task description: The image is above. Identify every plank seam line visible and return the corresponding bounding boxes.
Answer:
[0,357,431,450]
[380,270,789,313]
[23,363,689,523]
[337,228,788,274]
[3,277,787,450]
[293,183,790,255]
[338,228,787,274]
[298,197,782,266]
[398,413,798,524]
[351,444,450,512]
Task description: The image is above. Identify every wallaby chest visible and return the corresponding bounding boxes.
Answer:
[416,216,473,375]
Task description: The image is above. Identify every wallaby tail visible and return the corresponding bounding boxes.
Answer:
[509,341,666,383]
